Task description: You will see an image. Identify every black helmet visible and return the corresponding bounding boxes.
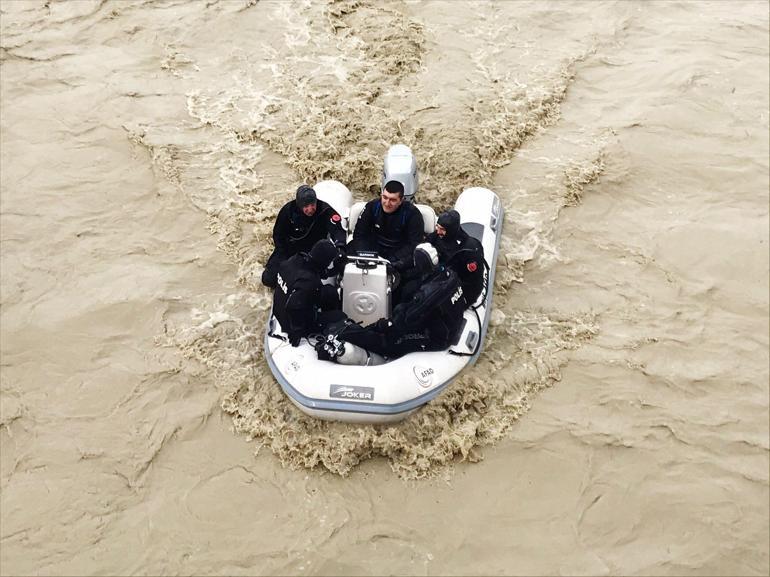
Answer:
[437,209,461,238]
[309,239,337,270]
[413,242,438,277]
[296,184,317,207]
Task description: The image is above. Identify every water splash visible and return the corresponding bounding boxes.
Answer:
[141,0,606,478]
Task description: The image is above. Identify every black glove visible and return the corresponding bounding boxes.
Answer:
[390,258,408,271]
[372,317,392,332]
[332,255,346,276]
[320,266,338,279]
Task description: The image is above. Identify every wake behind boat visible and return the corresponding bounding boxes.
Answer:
[264,149,504,424]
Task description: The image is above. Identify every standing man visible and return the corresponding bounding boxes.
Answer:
[347,180,424,273]
[261,184,346,289]
[427,209,485,306]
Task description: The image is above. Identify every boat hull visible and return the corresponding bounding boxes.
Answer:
[264,182,504,424]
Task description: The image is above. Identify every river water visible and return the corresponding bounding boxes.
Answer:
[1,0,768,575]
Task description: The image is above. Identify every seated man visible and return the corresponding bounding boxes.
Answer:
[262,184,345,288]
[346,180,424,274]
[319,243,466,361]
[272,239,345,347]
[427,209,485,306]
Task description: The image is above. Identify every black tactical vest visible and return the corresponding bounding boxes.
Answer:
[396,268,466,347]
[272,254,319,337]
[372,201,416,250]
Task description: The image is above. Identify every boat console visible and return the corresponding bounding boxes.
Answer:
[340,253,393,325]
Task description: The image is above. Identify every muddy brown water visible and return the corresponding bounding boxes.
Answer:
[1,1,768,575]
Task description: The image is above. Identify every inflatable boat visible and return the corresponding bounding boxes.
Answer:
[264,147,504,424]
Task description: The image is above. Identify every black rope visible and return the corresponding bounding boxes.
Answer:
[267,329,288,342]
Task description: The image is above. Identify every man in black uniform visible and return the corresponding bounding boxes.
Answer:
[347,180,424,273]
[426,209,485,306]
[272,239,344,347]
[261,184,346,289]
[320,243,467,360]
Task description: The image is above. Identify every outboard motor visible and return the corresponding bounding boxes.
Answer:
[382,144,419,203]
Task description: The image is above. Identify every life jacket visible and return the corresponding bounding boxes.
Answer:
[371,201,416,251]
[429,229,485,305]
[285,200,343,250]
[394,268,466,347]
[286,202,327,243]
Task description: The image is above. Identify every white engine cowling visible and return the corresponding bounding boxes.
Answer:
[382,144,418,203]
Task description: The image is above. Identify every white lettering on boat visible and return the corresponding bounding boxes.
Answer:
[330,385,375,401]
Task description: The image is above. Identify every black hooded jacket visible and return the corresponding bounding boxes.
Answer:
[272,253,325,345]
[427,228,485,306]
[392,267,466,348]
[273,199,345,255]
